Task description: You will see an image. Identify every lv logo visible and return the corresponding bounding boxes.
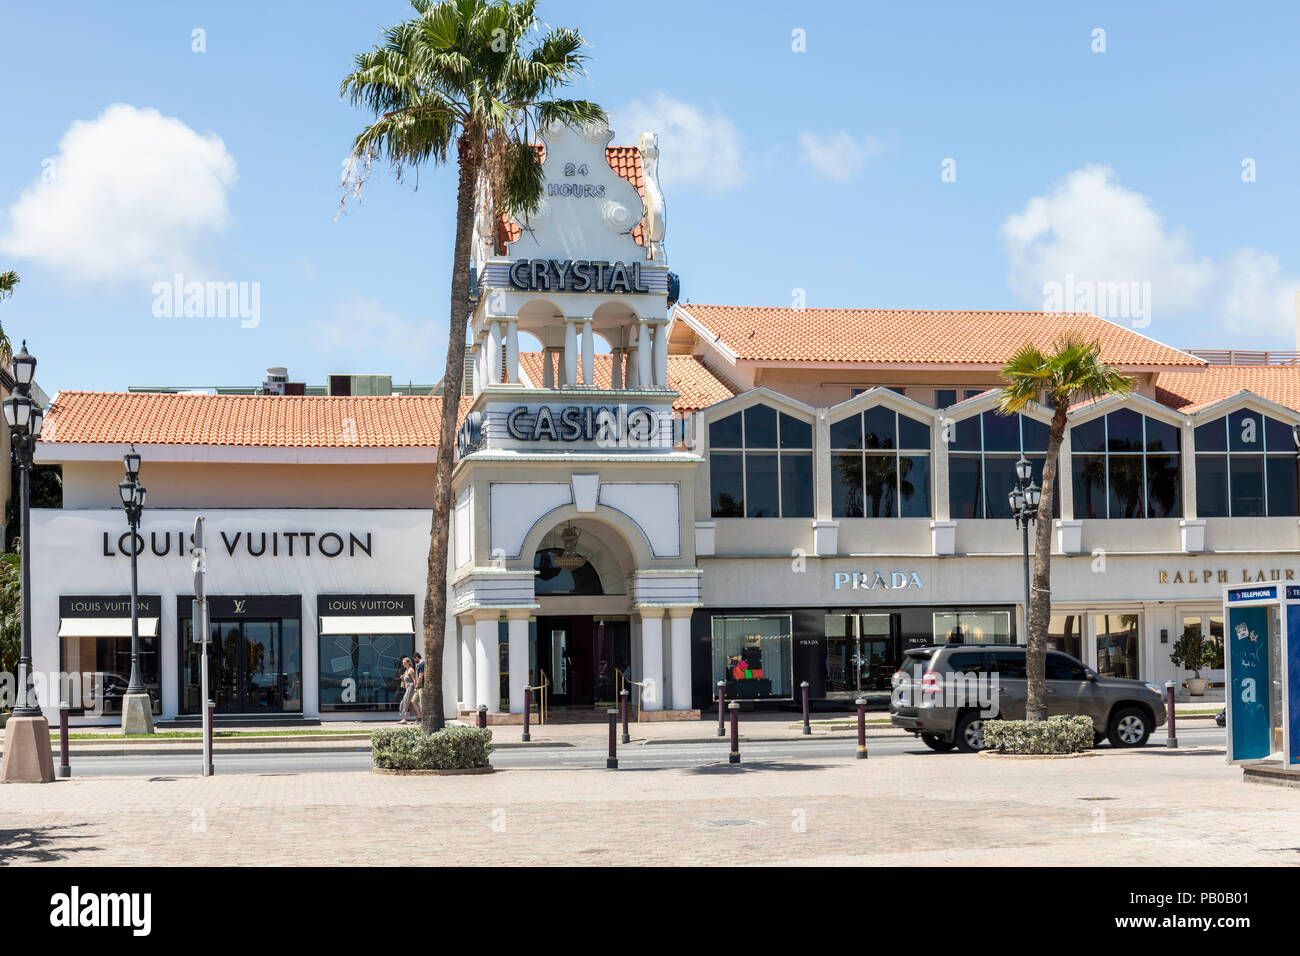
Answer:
[233,599,247,614]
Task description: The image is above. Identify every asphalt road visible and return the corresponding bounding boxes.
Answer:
[61,726,1228,777]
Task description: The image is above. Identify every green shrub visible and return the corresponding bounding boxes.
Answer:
[371,725,493,770]
[983,715,1094,754]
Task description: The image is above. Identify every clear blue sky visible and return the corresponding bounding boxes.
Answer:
[2,0,1298,392]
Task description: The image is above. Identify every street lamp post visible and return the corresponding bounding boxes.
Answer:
[119,446,154,734]
[0,341,54,782]
[1007,456,1042,645]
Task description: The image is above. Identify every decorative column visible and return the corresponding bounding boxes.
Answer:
[505,319,519,384]
[563,320,578,388]
[474,609,501,714]
[581,318,595,387]
[542,347,555,389]
[611,348,624,389]
[506,609,530,714]
[639,606,665,711]
[668,607,694,711]
[459,615,477,711]
[636,321,652,388]
[652,321,668,387]
[486,321,503,385]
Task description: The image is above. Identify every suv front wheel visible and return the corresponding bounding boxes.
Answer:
[954,712,987,752]
[1107,707,1151,748]
[920,733,955,752]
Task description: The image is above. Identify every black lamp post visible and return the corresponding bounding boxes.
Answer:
[1007,455,1041,643]
[118,446,153,732]
[1,341,54,782]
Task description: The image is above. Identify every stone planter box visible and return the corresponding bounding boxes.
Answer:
[977,750,1095,760]
[371,766,494,776]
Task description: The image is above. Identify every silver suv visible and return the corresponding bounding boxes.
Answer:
[889,644,1167,752]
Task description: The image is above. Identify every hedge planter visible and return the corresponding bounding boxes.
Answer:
[983,715,1094,755]
[371,725,493,772]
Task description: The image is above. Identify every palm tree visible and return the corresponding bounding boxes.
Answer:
[997,336,1133,720]
[341,0,604,732]
[0,270,18,361]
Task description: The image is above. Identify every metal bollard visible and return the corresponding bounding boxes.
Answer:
[58,700,71,778]
[477,704,488,729]
[205,699,215,776]
[1165,681,1178,749]
[717,681,726,737]
[607,708,619,769]
[855,696,868,759]
[801,680,811,735]
[522,686,532,742]
[620,688,630,744]
[728,701,740,764]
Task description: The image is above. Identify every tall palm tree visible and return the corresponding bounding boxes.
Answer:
[0,271,18,361]
[341,0,604,732]
[997,336,1132,720]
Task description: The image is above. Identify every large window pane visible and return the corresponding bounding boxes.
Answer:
[934,611,1011,644]
[1072,455,1107,518]
[1264,415,1295,454]
[935,388,956,408]
[982,411,1020,452]
[831,452,864,518]
[1229,455,1265,516]
[780,453,814,518]
[1229,408,1265,452]
[1194,419,1227,452]
[949,455,983,519]
[948,414,981,452]
[1026,457,1062,519]
[898,414,930,450]
[983,455,1019,519]
[319,633,413,712]
[745,453,780,517]
[1146,455,1181,518]
[899,454,930,518]
[1071,417,1106,453]
[1107,455,1146,518]
[1094,613,1140,679]
[779,413,812,449]
[1021,417,1050,452]
[1267,456,1300,516]
[862,406,896,449]
[712,616,792,699]
[862,454,898,517]
[1145,418,1180,452]
[710,412,742,449]
[710,451,744,517]
[1195,455,1229,517]
[1107,408,1144,452]
[745,404,778,449]
[1047,614,1084,661]
[830,414,862,449]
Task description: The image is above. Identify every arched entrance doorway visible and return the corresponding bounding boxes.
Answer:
[532,521,631,708]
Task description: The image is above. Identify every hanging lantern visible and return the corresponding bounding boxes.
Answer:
[553,523,586,571]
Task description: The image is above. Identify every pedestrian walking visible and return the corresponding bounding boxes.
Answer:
[397,656,417,724]
[410,652,423,721]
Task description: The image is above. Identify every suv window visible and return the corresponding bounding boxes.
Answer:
[943,650,986,674]
[1045,652,1089,681]
[988,650,1027,679]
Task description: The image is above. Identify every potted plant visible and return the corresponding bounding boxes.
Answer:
[1170,627,1211,696]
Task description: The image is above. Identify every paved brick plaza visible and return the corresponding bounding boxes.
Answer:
[0,744,1293,866]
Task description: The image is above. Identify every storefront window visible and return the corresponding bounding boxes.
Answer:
[60,634,160,716]
[319,633,413,712]
[710,405,813,518]
[1070,409,1182,518]
[1194,410,1299,517]
[932,610,1011,644]
[1092,613,1140,679]
[831,405,931,518]
[711,615,792,699]
[948,411,1059,519]
[1047,613,1084,662]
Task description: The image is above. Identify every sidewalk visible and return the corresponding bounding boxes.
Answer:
[0,744,1284,866]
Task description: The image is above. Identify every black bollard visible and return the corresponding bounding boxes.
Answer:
[607,707,619,769]
[58,700,70,778]
[620,688,630,744]
[801,680,811,735]
[855,696,868,759]
[206,699,215,776]
[1165,681,1178,749]
[477,703,488,729]
[522,686,532,742]
[716,680,726,737]
[728,701,740,765]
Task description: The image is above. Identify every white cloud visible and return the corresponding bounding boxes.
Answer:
[0,104,238,283]
[313,295,438,370]
[797,130,888,182]
[611,94,746,193]
[1000,165,1300,342]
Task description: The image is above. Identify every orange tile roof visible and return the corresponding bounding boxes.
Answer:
[500,145,645,248]
[41,391,473,447]
[516,352,735,411]
[1154,366,1300,414]
[676,304,1206,369]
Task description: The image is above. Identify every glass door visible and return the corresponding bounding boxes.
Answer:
[859,614,893,690]
[183,617,302,713]
[1177,610,1225,695]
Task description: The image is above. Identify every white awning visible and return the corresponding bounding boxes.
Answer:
[58,617,159,639]
[319,615,414,636]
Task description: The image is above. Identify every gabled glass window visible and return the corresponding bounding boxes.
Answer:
[710,406,813,518]
[1070,409,1182,518]
[831,406,931,518]
[948,411,1059,519]
[1194,410,1298,517]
